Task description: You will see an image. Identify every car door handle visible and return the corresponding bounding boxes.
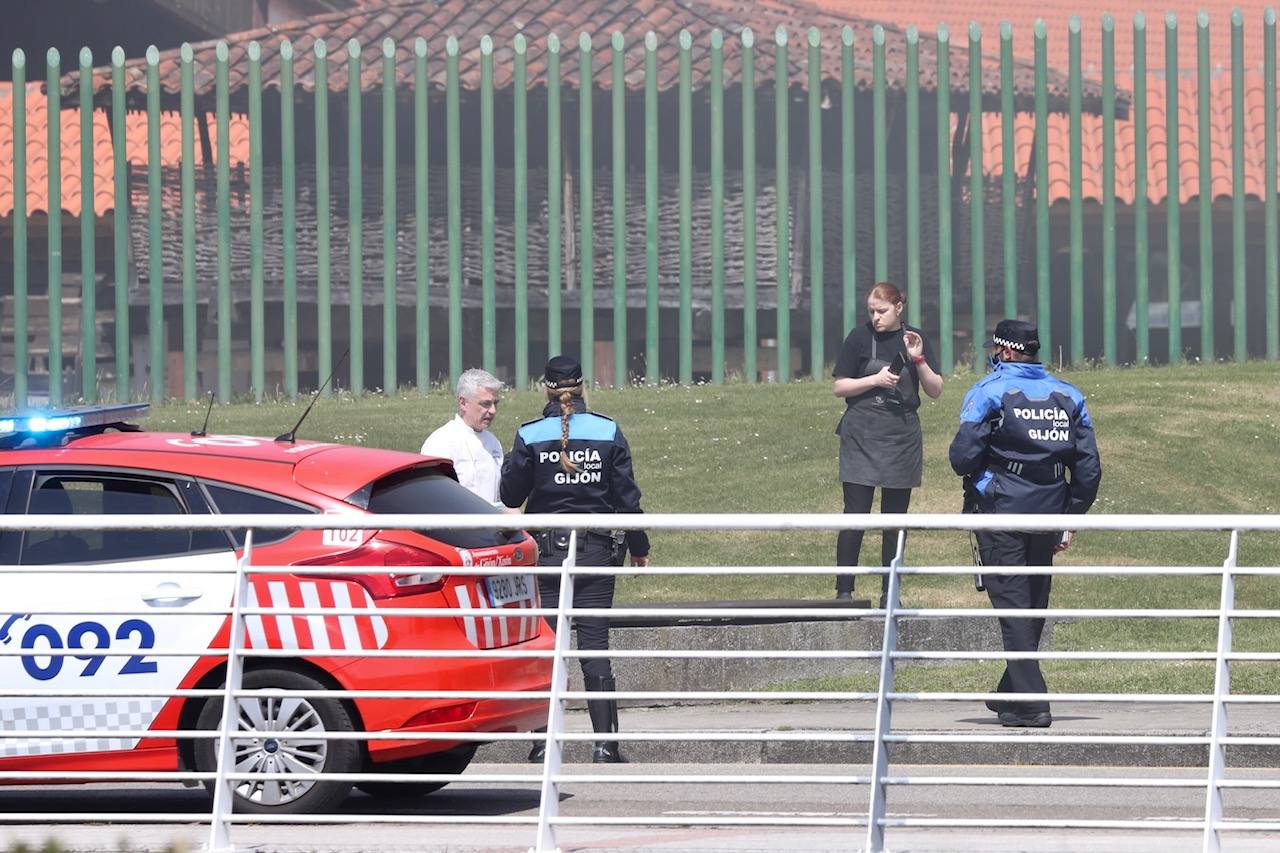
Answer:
[142,583,203,606]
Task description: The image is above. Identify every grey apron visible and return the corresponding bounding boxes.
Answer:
[836,334,924,488]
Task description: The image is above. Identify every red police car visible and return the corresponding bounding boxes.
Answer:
[0,404,550,814]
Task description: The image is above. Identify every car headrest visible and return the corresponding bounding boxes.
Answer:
[105,487,168,515]
[30,481,74,515]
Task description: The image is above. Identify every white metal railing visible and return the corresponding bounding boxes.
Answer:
[0,513,1277,853]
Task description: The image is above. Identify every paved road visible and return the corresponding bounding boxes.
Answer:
[2,764,1276,852]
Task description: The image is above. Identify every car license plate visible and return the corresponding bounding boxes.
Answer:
[485,573,535,607]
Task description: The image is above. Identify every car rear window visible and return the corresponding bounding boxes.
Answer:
[202,483,316,547]
[361,467,521,549]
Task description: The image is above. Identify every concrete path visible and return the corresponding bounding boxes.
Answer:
[480,700,1280,767]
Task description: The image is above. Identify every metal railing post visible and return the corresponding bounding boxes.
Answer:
[207,530,254,853]
[1202,529,1238,853]
[533,530,577,853]
[865,529,907,852]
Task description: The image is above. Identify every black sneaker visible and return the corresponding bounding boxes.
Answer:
[527,742,546,763]
[999,711,1052,728]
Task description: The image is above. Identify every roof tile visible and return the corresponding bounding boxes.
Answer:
[59,0,1098,112]
[822,2,1279,205]
[1,83,250,217]
[807,1,1268,74]
[977,70,1276,205]
[16,2,1271,214]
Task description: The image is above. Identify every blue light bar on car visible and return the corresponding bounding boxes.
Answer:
[0,404,149,437]
[28,415,83,432]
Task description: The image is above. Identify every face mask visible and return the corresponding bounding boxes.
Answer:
[988,352,1001,371]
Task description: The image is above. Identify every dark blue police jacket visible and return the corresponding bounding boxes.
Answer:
[948,360,1101,515]
[500,397,650,557]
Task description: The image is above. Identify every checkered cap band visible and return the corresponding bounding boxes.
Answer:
[992,335,1028,352]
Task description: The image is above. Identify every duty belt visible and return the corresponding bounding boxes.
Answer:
[533,529,615,552]
[992,458,1065,485]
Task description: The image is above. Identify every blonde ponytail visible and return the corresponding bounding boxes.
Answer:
[545,382,585,474]
[558,390,579,473]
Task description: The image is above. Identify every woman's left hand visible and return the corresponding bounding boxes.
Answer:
[903,330,924,359]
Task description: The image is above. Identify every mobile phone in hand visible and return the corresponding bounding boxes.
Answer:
[888,352,907,376]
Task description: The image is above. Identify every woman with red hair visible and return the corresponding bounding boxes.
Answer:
[832,282,944,605]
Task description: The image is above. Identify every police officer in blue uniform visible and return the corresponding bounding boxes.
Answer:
[501,355,650,763]
[949,320,1101,728]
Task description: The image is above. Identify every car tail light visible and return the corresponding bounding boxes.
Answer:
[295,537,449,598]
[403,702,478,728]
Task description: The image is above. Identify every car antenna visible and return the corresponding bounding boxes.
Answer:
[275,348,350,444]
[190,391,216,437]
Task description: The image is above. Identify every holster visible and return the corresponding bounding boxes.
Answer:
[961,478,984,590]
[961,478,978,515]
[609,532,628,567]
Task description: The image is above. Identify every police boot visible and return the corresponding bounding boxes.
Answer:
[835,574,855,600]
[585,675,627,764]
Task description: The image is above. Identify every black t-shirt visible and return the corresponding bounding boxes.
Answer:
[832,323,939,411]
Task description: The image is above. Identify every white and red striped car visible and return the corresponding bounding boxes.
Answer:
[0,405,551,814]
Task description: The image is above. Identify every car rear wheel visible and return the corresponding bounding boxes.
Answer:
[355,744,478,799]
[194,669,359,814]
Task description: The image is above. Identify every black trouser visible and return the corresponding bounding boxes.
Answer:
[975,529,1057,715]
[836,483,912,597]
[536,535,616,681]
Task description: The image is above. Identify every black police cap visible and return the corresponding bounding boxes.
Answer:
[982,319,1040,354]
[543,355,584,389]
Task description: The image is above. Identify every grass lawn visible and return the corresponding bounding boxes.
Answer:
[148,361,1280,694]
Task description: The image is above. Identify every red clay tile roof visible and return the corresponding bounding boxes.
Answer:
[813,2,1279,204]
[59,0,1100,112]
[981,71,1275,205]
[809,1,1270,75]
[0,83,249,217]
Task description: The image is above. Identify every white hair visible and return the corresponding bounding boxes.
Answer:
[456,368,503,399]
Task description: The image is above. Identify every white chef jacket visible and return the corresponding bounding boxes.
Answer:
[420,415,504,504]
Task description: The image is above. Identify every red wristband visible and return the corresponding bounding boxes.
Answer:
[911,355,927,365]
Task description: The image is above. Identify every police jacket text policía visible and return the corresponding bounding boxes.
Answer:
[949,360,1101,515]
[500,397,650,557]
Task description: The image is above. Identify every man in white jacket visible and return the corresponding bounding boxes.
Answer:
[421,368,505,505]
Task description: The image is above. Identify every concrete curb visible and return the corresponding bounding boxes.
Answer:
[560,614,1053,699]
[477,615,1278,769]
[481,738,1280,769]
[479,699,1280,768]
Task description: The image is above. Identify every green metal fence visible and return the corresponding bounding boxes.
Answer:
[5,12,1280,404]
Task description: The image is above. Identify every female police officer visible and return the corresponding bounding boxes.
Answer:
[500,355,650,763]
